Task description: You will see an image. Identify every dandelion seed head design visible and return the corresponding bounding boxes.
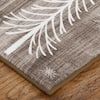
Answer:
[40,67,57,80]
[0,0,95,58]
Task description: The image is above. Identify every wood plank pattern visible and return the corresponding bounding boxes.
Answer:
[0,57,100,100]
[0,0,100,94]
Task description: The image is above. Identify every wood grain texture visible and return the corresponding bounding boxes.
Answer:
[0,0,28,15]
[0,57,100,100]
[0,0,100,94]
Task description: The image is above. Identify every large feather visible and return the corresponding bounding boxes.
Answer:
[0,0,95,58]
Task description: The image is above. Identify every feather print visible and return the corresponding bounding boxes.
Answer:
[0,0,95,58]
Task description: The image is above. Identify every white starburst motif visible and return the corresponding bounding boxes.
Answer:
[40,67,57,79]
[0,0,95,58]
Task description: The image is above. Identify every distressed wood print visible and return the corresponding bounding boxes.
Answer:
[0,0,100,94]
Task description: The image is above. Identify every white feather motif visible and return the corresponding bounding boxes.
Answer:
[0,0,95,58]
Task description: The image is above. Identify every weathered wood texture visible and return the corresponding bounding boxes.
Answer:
[0,0,100,94]
[0,0,28,15]
[0,57,100,100]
